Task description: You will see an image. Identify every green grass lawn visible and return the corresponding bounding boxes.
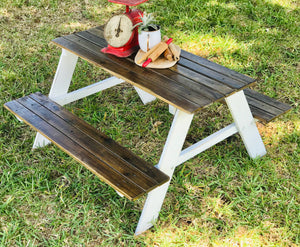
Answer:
[1,0,299,246]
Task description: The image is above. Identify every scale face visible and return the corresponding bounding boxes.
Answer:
[104,14,134,48]
[101,0,149,57]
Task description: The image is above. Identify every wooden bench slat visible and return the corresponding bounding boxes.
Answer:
[17,96,160,190]
[4,100,146,199]
[4,94,169,201]
[245,95,285,117]
[243,89,292,123]
[248,105,277,123]
[244,88,291,112]
[30,92,168,184]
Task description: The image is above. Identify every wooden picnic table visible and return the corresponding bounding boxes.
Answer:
[4,26,291,235]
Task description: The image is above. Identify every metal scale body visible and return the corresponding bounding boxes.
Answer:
[101,0,149,57]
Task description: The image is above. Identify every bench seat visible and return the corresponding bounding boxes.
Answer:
[4,92,169,201]
[243,89,292,123]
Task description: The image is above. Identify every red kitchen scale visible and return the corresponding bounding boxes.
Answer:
[101,0,149,57]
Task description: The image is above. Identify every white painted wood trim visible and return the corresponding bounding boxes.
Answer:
[52,77,125,105]
[135,110,194,235]
[176,123,238,166]
[49,49,78,99]
[134,86,157,105]
[169,104,176,115]
[33,49,78,149]
[225,90,267,158]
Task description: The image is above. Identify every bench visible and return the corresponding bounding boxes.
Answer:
[243,88,291,124]
[4,92,169,201]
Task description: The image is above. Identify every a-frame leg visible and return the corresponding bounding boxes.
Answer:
[225,90,266,158]
[134,86,157,105]
[33,49,78,149]
[135,109,194,235]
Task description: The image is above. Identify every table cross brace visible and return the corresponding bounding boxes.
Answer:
[175,122,238,167]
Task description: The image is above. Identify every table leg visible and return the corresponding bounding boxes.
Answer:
[135,109,194,235]
[225,90,267,158]
[134,86,157,105]
[33,49,78,149]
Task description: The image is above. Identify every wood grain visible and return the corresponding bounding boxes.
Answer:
[50,27,291,122]
[51,27,258,113]
[4,93,169,201]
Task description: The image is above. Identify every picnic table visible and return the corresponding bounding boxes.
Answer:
[4,26,291,235]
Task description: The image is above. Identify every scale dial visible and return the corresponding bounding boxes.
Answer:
[104,14,134,48]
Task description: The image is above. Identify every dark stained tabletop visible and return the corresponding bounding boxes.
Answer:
[52,26,256,113]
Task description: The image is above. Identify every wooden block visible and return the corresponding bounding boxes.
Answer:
[163,36,180,61]
[164,48,173,61]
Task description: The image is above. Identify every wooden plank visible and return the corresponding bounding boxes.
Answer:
[243,89,292,123]
[52,35,203,113]
[180,50,255,84]
[178,57,250,89]
[220,89,292,123]
[151,68,226,101]
[248,104,276,123]
[89,26,253,94]
[52,36,201,113]
[244,88,291,112]
[245,95,285,117]
[16,95,160,191]
[4,100,146,200]
[79,30,231,101]
[169,64,234,95]
[73,32,215,109]
[87,26,105,38]
[30,92,169,184]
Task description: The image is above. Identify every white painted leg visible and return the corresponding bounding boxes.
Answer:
[169,104,176,115]
[134,86,156,104]
[135,110,194,235]
[225,90,266,158]
[48,49,78,99]
[33,49,78,149]
[32,133,52,149]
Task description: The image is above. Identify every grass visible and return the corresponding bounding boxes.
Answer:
[0,0,299,246]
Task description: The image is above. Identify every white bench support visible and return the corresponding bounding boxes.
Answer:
[169,104,176,115]
[33,49,78,148]
[225,90,266,158]
[135,109,194,235]
[134,86,157,105]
